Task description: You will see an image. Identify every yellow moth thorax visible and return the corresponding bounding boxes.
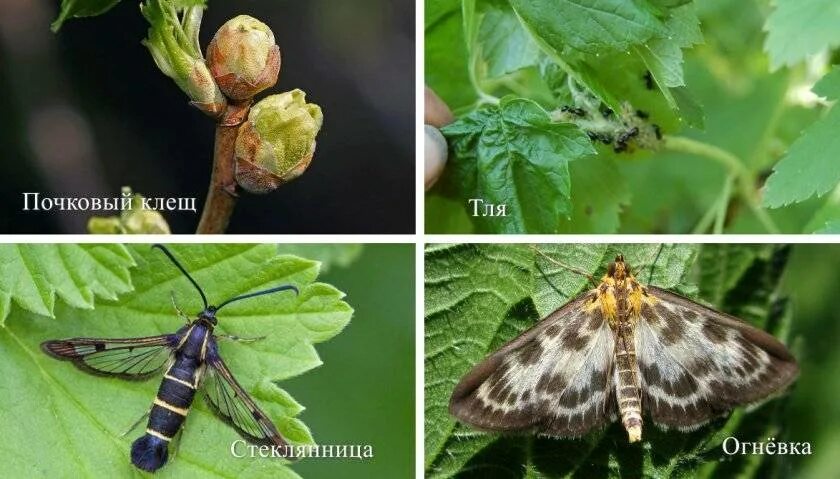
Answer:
[596,276,618,324]
[590,256,657,327]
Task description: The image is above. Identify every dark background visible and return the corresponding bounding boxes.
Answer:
[0,0,415,234]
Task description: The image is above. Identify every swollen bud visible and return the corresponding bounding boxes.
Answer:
[87,216,124,234]
[207,15,281,100]
[234,89,323,193]
[121,207,171,234]
[87,187,171,234]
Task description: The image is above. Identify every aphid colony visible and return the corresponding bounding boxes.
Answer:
[554,103,663,154]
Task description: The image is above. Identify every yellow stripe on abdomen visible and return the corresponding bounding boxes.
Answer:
[153,397,190,416]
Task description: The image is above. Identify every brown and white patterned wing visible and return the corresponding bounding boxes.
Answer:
[636,287,799,431]
[449,295,616,438]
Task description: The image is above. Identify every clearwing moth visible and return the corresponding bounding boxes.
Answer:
[41,245,298,472]
[450,254,799,443]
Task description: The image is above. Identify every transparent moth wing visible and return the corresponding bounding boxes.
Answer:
[41,335,178,380]
[202,340,292,453]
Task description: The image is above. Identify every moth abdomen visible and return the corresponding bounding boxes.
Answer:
[615,323,643,442]
[158,377,196,408]
[131,337,203,471]
[148,393,192,437]
[131,435,169,472]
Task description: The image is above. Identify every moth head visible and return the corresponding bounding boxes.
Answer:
[608,255,629,281]
[200,307,219,326]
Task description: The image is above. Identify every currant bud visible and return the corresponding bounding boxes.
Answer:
[234,89,323,193]
[87,188,171,234]
[206,15,281,101]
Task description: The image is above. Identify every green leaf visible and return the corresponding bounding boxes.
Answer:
[637,4,703,89]
[509,0,665,55]
[424,244,533,476]
[762,104,840,208]
[650,0,693,7]
[426,244,794,478]
[276,245,363,272]
[475,0,541,78]
[0,244,352,477]
[426,0,459,29]
[510,1,689,120]
[425,0,477,110]
[635,4,704,128]
[813,66,840,100]
[441,97,596,233]
[531,244,609,318]
[764,0,840,70]
[170,0,206,6]
[802,180,840,233]
[632,4,702,127]
[52,0,121,31]
[52,0,205,31]
[694,244,764,307]
[713,246,788,329]
[0,244,134,325]
[670,85,705,129]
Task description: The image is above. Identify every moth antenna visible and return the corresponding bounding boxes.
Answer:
[216,284,298,311]
[644,244,666,284]
[152,244,209,310]
[531,245,599,288]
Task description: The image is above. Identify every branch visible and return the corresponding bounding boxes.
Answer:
[663,135,780,234]
[196,100,250,234]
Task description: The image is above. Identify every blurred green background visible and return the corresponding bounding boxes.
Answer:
[614,0,828,234]
[284,244,416,478]
[781,245,840,478]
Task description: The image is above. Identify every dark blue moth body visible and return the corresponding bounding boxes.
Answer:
[41,245,298,473]
[131,318,214,472]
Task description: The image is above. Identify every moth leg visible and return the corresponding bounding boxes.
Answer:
[170,425,186,460]
[121,407,151,437]
[216,334,266,343]
[170,291,190,323]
